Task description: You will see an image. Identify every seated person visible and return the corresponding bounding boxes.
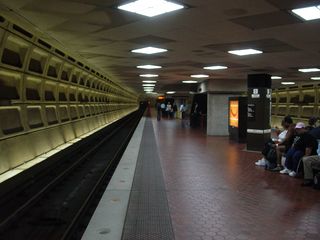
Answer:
[301,155,320,186]
[269,121,296,171]
[280,122,318,177]
[306,116,317,131]
[255,116,293,167]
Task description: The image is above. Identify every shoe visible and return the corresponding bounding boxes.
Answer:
[289,171,296,177]
[255,158,266,166]
[301,180,313,187]
[269,166,283,172]
[280,168,290,174]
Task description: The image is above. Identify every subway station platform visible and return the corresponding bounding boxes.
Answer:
[83,114,320,240]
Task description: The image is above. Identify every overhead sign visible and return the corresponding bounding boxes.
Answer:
[251,88,260,98]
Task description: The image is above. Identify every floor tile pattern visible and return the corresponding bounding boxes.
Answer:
[153,118,320,240]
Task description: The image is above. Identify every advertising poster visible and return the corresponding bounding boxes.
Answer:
[229,100,239,127]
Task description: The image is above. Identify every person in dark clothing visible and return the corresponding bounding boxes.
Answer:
[173,104,178,118]
[309,125,320,139]
[156,102,161,121]
[306,116,318,131]
[280,122,318,177]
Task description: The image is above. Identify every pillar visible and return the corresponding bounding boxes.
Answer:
[205,79,247,136]
[246,74,271,151]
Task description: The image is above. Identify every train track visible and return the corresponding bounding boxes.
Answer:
[0,107,145,240]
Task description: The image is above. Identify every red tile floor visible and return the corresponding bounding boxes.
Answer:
[152,116,319,240]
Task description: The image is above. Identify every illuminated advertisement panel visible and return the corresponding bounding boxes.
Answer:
[229,100,239,127]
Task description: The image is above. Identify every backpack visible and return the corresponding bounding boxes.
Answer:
[265,148,277,170]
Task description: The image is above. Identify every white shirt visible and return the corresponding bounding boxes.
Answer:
[277,130,288,143]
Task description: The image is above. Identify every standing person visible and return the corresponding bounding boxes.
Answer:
[191,102,200,127]
[180,103,185,119]
[166,102,172,119]
[173,103,178,118]
[157,102,161,121]
[160,102,166,118]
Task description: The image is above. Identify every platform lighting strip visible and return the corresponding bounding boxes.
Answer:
[271,76,282,80]
[132,47,167,54]
[292,6,320,21]
[118,0,184,17]
[228,49,263,56]
[311,77,320,80]
[166,91,176,94]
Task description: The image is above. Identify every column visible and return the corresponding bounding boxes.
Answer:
[246,74,271,151]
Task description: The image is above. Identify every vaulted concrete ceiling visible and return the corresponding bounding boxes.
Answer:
[1,0,320,94]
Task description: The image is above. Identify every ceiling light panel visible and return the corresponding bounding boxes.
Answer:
[291,6,320,21]
[271,76,282,79]
[118,0,184,17]
[281,82,295,85]
[311,77,320,80]
[182,80,198,83]
[298,68,320,72]
[142,80,157,83]
[203,66,228,70]
[140,74,159,77]
[137,65,162,69]
[132,47,168,54]
[190,74,209,78]
[228,49,263,56]
[142,84,155,87]
[166,91,176,94]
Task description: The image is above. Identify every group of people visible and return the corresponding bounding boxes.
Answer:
[255,116,320,187]
[156,102,178,120]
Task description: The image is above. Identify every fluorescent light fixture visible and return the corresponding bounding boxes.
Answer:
[292,6,320,21]
[144,88,154,91]
[137,65,162,69]
[271,76,282,80]
[298,68,320,72]
[142,80,157,83]
[118,0,184,17]
[228,49,263,56]
[142,84,155,87]
[190,74,209,78]
[132,47,167,54]
[281,82,295,85]
[166,91,176,94]
[182,80,198,83]
[203,66,228,70]
[140,74,159,77]
[311,77,320,80]
[146,92,158,94]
